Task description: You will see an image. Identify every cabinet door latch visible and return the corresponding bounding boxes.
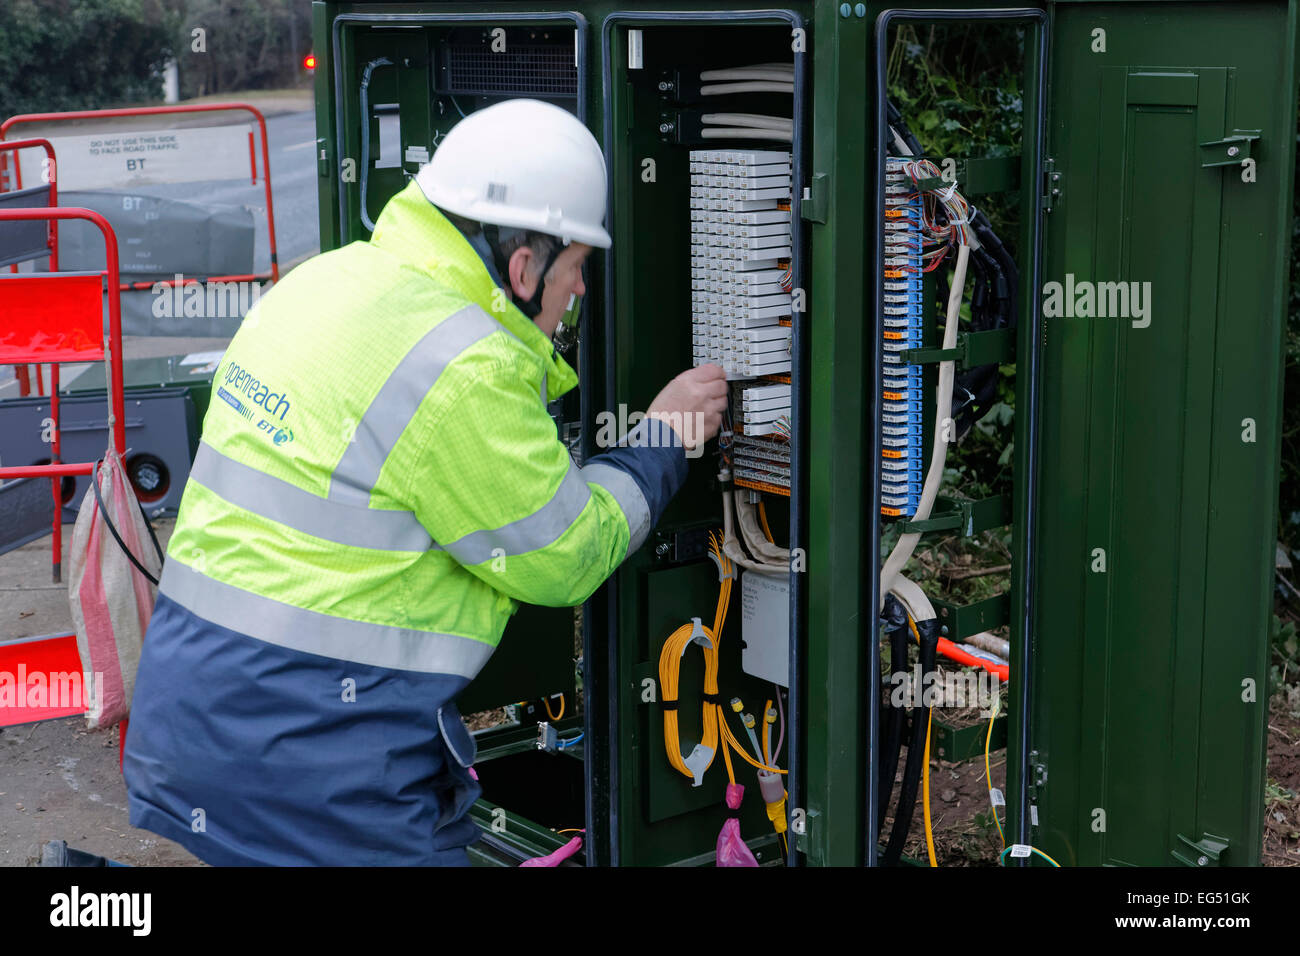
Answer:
[1199,130,1261,168]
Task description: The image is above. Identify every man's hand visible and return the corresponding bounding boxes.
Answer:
[647,364,728,452]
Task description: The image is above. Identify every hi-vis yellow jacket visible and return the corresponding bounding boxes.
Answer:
[123,179,688,866]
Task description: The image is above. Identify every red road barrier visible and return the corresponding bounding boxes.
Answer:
[0,633,88,727]
[0,206,127,582]
[0,139,60,397]
[1,102,281,283]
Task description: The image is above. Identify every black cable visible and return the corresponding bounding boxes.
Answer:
[882,615,939,866]
[886,100,924,158]
[974,210,1018,329]
[89,459,163,587]
[953,214,1020,438]
[968,247,991,328]
[951,248,996,438]
[357,57,394,233]
[878,594,910,834]
[1277,569,1300,608]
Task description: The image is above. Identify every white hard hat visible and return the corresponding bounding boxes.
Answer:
[415,98,612,249]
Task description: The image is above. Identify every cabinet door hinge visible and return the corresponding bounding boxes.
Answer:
[1042,158,1060,212]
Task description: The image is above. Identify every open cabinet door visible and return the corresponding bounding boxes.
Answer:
[1029,0,1298,866]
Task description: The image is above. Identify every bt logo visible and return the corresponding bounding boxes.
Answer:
[257,418,294,446]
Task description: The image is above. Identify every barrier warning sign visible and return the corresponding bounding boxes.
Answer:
[17,124,255,190]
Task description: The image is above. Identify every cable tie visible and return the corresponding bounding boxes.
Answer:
[661,700,679,712]
[936,181,959,202]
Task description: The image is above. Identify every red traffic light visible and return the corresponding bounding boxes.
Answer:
[303,54,316,71]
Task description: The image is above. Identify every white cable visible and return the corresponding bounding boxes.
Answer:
[701,113,793,131]
[700,69,794,83]
[700,82,793,96]
[735,491,789,563]
[889,126,913,156]
[966,631,1010,660]
[699,128,792,142]
[720,486,786,575]
[879,243,970,610]
[887,574,936,624]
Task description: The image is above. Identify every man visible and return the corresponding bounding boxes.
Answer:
[123,99,727,865]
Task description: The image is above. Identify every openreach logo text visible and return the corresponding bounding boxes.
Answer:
[0,668,102,711]
[50,887,151,936]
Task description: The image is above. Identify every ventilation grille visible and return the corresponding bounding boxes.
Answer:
[443,42,577,97]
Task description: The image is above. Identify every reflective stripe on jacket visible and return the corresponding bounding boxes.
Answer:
[123,179,688,865]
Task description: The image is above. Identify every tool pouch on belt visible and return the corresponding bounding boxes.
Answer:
[432,702,483,850]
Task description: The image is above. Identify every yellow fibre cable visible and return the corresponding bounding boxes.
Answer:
[658,533,732,782]
[658,621,720,780]
[923,708,937,867]
[906,608,939,866]
[542,693,564,721]
[721,727,737,786]
[758,499,775,543]
[716,707,787,774]
[985,701,1006,850]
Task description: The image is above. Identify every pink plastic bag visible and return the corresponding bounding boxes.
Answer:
[716,783,759,867]
[520,836,583,867]
[68,450,162,729]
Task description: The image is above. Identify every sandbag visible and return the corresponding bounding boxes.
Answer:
[68,449,163,729]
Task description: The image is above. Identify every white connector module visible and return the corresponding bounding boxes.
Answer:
[690,148,794,380]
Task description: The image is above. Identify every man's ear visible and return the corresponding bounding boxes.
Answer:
[507,245,538,301]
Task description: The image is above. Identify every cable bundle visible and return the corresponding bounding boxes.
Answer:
[890,158,974,267]
[658,533,732,783]
[697,63,794,142]
[700,62,794,94]
[885,103,1018,440]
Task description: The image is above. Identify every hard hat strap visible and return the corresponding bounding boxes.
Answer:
[515,239,565,320]
[480,224,565,319]
[481,223,515,294]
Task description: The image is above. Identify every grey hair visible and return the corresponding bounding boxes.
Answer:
[442,210,557,281]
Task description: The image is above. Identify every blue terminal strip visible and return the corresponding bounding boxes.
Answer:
[882,158,925,517]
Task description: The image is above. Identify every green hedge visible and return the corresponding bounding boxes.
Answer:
[0,0,312,116]
[0,0,179,116]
